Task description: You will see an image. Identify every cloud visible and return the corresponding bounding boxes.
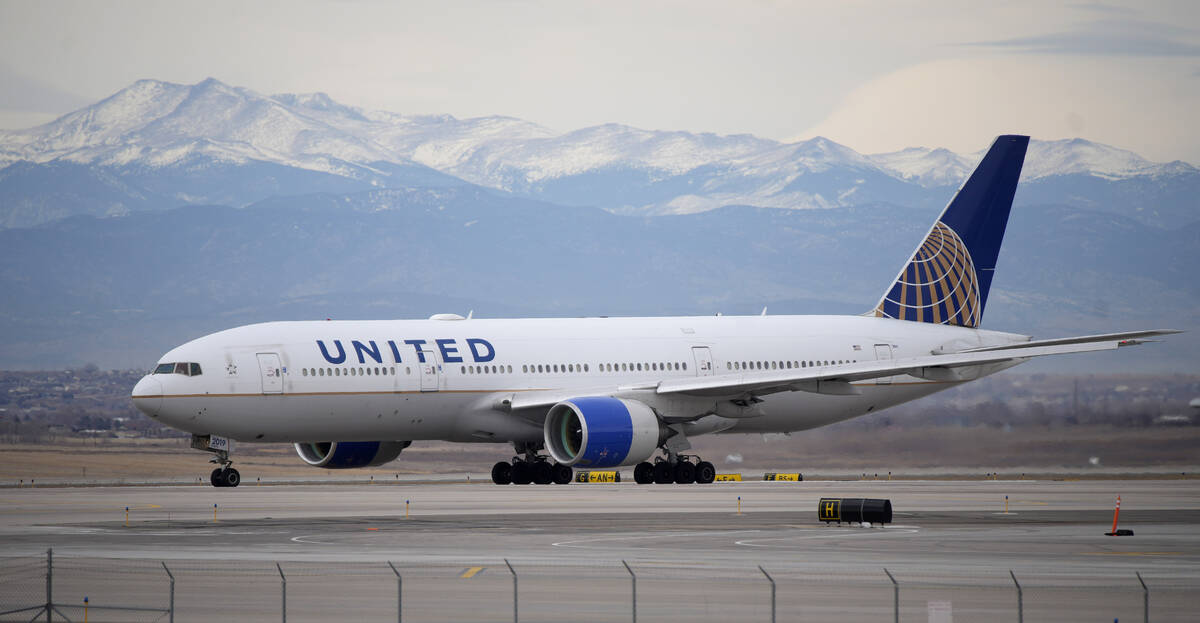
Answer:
[794,55,1200,166]
[969,29,1200,57]
[1068,2,1140,16]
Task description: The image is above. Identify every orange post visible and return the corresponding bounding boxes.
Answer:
[1110,495,1121,534]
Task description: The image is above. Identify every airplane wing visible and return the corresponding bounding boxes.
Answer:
[502,330,1179,411]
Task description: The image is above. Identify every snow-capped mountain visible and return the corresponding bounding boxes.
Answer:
[0,78,1196,229]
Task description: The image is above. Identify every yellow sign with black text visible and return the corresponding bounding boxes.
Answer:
[763,473,803,481]
[714,474,742,482]
[575,471,620,483]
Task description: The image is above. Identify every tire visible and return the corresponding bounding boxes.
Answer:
[491,461,512,485]
[223,468,241,488]
[552,463,573,485]
[532,461,553,485]
[633,462,654,484]
[673,461,696,484]
[652,461,674,484]
[511,461,533,485]
[210,468,224,488]
[695,461,716,484]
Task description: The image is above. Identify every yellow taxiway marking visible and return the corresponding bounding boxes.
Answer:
[460,566,485,579]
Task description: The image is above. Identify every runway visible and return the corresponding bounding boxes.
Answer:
[1,479,1197,621]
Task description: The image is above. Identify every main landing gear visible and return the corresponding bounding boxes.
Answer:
[633,455,716,485]
[492,443,572,485]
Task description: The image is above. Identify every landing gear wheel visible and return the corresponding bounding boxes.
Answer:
[673,461,696,484]
[532,461,553,485]
[634,462,654,484]
[652,461,674,484]
[695,461,716,484]
[552,463,573,485]
[491,461,513,485]
[510,461,533,485]
[210,468,223,487]
[223,468,241,487]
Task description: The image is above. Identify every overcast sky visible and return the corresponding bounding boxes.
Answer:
[1,1,1198,163]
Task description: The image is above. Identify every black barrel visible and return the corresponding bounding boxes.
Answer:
[818,498,892,524]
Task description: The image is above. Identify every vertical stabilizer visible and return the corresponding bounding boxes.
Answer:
[872,135,1029,327]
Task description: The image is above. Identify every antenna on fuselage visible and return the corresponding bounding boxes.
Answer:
[761,307,768,316]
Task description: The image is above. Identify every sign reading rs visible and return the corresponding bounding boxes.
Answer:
[316,338,496,365]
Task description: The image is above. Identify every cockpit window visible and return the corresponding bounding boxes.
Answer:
[154,362,203,376]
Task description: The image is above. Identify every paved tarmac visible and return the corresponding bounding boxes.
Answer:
[1,479,1197,622]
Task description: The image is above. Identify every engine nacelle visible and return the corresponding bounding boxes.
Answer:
[294,441,411,469]
[544,397,665,468]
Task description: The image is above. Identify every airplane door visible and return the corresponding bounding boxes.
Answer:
[257,353,284,394]
[873,344,894,385]
[691,347,714,376]
[418,350,440,392]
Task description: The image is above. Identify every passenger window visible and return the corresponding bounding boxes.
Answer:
[406,367,411,375]
[682,362,686,370]
[583,364,588,372]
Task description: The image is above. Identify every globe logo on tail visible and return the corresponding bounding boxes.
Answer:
[874,221,981,327]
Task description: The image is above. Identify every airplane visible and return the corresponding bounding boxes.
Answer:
[130,135,1178,487]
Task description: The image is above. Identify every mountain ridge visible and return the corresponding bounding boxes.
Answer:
[2,78,1196,230]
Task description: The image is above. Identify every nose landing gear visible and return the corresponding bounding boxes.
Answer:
[192,434,242,488]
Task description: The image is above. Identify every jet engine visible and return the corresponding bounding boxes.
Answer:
[294,441,411,469]
[544,397,666,468]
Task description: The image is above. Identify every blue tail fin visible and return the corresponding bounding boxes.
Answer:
[872,135,1029,328]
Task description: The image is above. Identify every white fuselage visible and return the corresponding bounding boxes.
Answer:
[131,314,1027,445]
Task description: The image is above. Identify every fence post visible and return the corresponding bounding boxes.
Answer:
[388,562,402,623]
[504,559,517,623]
[162,562,175,623]
[1136,571,1148,623]
[759,565,776,623]
[276,563,286,623]
[622,560,637,623]
[45,548,52,623]
[884,568,898,623]
[1009,570,1022,623]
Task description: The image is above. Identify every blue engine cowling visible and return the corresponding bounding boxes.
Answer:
[294,441,411,469]
[544,397,665,468]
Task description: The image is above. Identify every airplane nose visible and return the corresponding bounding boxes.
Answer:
[131,376,163,417]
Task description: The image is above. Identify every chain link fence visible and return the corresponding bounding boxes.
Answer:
[1,551,1194,622]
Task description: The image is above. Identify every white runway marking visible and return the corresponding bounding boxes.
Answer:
[735,525,920,547]
[551,530,762,549]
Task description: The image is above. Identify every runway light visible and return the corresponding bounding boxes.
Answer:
[213,503,218,523]
[405,500,410,519]
[125,506,129,528]
[737,496,742,515]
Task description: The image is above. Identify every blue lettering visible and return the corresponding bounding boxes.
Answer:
[436,338,463,363]
[352,340,383,364]
[387,340,403,363]
[467,338,496,363]
[404,339,428,363]
[317,340,347,364]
